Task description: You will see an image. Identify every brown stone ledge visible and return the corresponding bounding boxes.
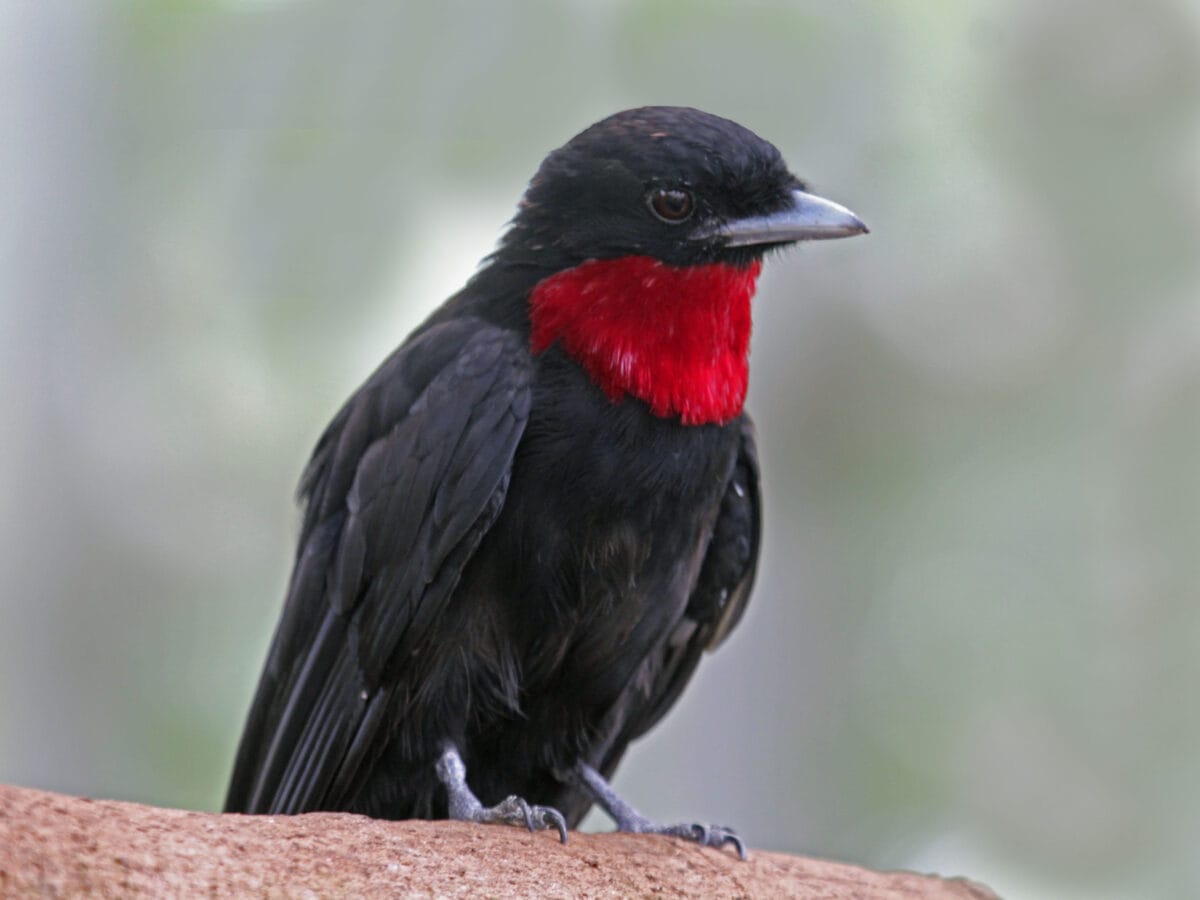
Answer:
[0,784,997,898]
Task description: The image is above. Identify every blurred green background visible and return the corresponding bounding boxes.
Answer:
[2,2,1197,896]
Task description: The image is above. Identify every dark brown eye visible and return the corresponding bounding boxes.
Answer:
[648,188,695,223]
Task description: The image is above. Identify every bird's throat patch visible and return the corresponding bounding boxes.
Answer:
[529,256,761,426]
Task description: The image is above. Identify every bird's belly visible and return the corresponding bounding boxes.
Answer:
[454,505,714,814]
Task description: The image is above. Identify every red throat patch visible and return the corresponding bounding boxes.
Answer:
[529,256,761,426]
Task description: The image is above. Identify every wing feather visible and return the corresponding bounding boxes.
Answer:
[225,320,532,814]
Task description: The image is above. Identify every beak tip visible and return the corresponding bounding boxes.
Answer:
[832,213,868,238]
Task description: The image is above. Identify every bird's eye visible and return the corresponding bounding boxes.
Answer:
[648,188,695,223]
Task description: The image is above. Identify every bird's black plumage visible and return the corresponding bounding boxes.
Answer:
[225,106,865,847]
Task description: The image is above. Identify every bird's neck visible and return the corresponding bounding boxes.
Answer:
[528,256,761,426]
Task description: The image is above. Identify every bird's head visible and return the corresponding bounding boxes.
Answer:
[505,106,867,426]
[505,106,865,269]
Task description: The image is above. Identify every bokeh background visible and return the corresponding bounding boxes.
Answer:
[3,2,1198,896]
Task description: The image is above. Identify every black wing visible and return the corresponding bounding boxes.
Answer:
[598,416,762,775]
[225,319,533,814]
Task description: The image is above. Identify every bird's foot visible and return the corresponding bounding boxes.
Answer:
[462,793,569,843]
[570,760,746,860]
[436,744,568,843]
[613,811,746,859]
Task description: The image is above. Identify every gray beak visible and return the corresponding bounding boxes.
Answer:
[694,188,868,247]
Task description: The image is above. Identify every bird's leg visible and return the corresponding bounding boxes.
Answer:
[569,761,746,859]
[435,743,568,844]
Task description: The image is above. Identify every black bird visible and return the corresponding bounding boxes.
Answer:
[224,106,866,857]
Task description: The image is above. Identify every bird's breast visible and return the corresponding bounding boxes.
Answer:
[483,366,739,701]
[528,256,761,425]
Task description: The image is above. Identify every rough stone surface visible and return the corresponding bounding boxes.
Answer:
[0,784,997,898]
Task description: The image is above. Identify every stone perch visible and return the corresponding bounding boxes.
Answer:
[0,784,996,898]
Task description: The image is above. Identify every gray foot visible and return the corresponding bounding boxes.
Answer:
[613,813,746,859]
[436,744,568,844]
[571,761,747,860]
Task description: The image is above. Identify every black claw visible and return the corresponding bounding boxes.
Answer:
[516,798,535,832]
[516,799,568,844]
[725,833,748,861]
[548,809,568,844]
